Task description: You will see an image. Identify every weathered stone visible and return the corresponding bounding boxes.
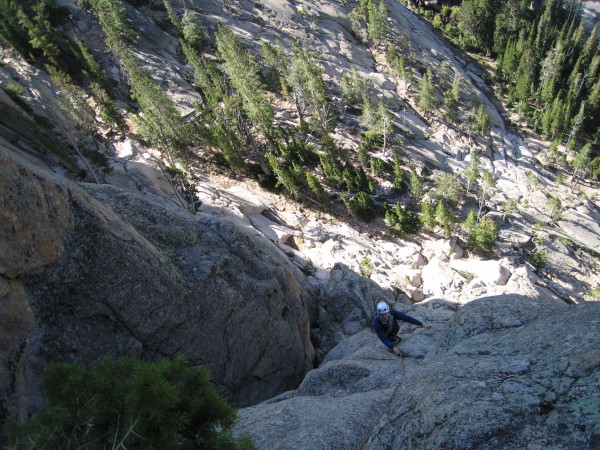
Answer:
[422,256,465,296]
[234,295,600,450]
[319,263,387,347]
[0,152,317,433]
[0,152,72,278]
[450,258,512,286]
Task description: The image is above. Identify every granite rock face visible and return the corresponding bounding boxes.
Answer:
[234,294,600,449]
[0,151,317,434]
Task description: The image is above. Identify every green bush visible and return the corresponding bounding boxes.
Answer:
[359,256,374,277]
[385,203,420,236]
[585,286,600,301]
[279,141,320,166]
[530,250,547,269]
[342,164,372,194]
[306,172,327,202]
[7,355,255,450]
[343,191,378,222]
[467,217,498,254]
[267,154,302,199]
[370,157,391,177]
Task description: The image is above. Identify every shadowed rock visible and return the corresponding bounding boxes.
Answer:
[234,294,600,449]
[0,150,317,435]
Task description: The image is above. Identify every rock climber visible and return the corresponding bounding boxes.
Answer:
[374,301,430,356]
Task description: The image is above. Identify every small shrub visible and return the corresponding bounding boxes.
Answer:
[343,191,378,222]
[585,286,600,300]
[371,157,391,177]
[458,270,475,282]
[531,250,547,269]
[6,80,26,96]
[360,257,374,278]
[306,172,327,202]
[385,203,420,236]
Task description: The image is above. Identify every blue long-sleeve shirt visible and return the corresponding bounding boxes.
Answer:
[373,310,422,349]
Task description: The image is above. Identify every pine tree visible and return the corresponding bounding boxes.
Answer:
[7,356,255,450]
[343,191,378,222]
[451,71,461,102]
[462,209,478,237]
[501,197,518,223]
[434,172,463,205]
[586,78,600,132]
[570,142,592,187]
[45,64,96,133]
[468,217,498,254]
[419,200,436,232]
[267,154,302,199]
[26,0,61,64]
[287,45,329,131]
[444,90,459,123]
[392,156,405,193]
[0,0,30,56]
[464,148,480,194]
[377,101,393,156]
[435,200,455,237]
[477,171,496,219]
[86,0,194,194]
[181,42,227,108]
[514,47,535,102]
[417,70,436,114]
[547,196,562,221]
[493,0,527,55]
[549,95,566,139]
[457,0,501,53]
[342,67,372,107]
[181,10,206,50]
[566,100,586,146]
[545,139,562,165]
[306,172,327,202]
[386,43,408,80]
[121,49,190,165]
[260,40,289,93]
[386,203,420,236]
[360,96,378,132]
[499,39,519,82]
[162,0,181,31]
[409,170,424,203]
[89,0,137,51]
[216,23,274,138]
[474,104,492,135]
[539,40,565,104]
[368,0,389,44]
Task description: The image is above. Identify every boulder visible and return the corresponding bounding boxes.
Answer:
[422,256,464,297]
[248,213,298,245]
[319,263,387,346]
[422,238,463,262]
[450,258,512,286]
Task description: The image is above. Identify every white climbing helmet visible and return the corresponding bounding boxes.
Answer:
[376,301,390,315]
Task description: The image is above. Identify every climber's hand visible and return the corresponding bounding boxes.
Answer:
[393,347,402,356]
